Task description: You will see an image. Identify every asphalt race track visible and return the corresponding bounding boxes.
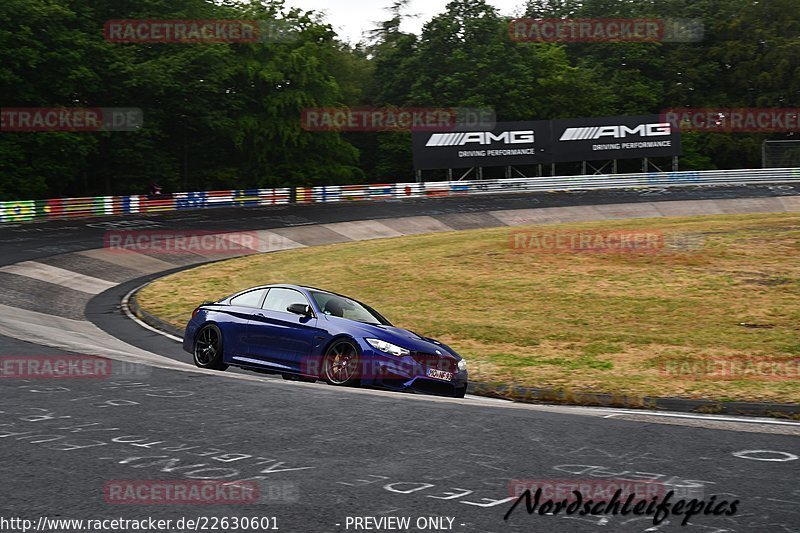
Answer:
[1,184,799,533]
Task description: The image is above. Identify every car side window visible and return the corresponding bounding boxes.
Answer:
[262,288,310,314]
[229,288,267,308]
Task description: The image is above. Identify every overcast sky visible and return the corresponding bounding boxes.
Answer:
[282,0,525,43]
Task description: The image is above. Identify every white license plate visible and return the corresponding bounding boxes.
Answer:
[426,368,453,381]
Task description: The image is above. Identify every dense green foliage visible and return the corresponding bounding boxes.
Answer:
[1,0,798,199]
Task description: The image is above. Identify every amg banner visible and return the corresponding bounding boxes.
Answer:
[412,121,551,170]
[551,114,681,163]
[412,115,682,169]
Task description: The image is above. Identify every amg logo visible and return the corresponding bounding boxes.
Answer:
[426,131,535,147]
[560,123,671,141]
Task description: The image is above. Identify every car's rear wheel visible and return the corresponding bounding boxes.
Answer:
[322,339,360,386]
[193,324,229,371]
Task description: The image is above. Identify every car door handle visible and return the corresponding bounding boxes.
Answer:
[255,313,265,318]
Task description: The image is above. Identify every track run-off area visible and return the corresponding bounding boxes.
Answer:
[0,184,799,533]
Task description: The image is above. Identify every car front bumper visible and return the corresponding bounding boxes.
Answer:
[358,348,468,396]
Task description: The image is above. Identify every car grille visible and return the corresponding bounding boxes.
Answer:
[411,352,457,374]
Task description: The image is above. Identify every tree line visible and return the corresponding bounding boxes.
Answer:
[1,0,798,200]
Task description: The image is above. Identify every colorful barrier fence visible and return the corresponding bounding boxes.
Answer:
[0,188,290,223]
[1,168,799,224]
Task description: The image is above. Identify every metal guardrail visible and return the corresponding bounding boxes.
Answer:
[1,168,799,223]
[373,168,800,199]
[491,167,800,192]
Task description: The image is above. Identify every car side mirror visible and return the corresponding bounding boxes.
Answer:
[287,303,313,317]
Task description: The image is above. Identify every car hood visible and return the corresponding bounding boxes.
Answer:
[322,315,460,358]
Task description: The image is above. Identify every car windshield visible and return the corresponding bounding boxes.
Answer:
[308,291,390,326]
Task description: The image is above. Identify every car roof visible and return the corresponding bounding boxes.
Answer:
[247,284,345,298]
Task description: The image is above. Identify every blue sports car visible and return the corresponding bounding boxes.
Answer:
[183,284,468,398]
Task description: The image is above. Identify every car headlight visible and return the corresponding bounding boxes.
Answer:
[457,359,467,372]
[366,338,410,357]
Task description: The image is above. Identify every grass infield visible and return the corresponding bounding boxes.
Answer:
[136,212,800,404]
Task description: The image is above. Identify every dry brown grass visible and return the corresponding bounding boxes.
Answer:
[137,212,800,403]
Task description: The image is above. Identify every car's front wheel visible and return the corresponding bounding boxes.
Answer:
[322,339,361,386]
[193,324,229,371]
